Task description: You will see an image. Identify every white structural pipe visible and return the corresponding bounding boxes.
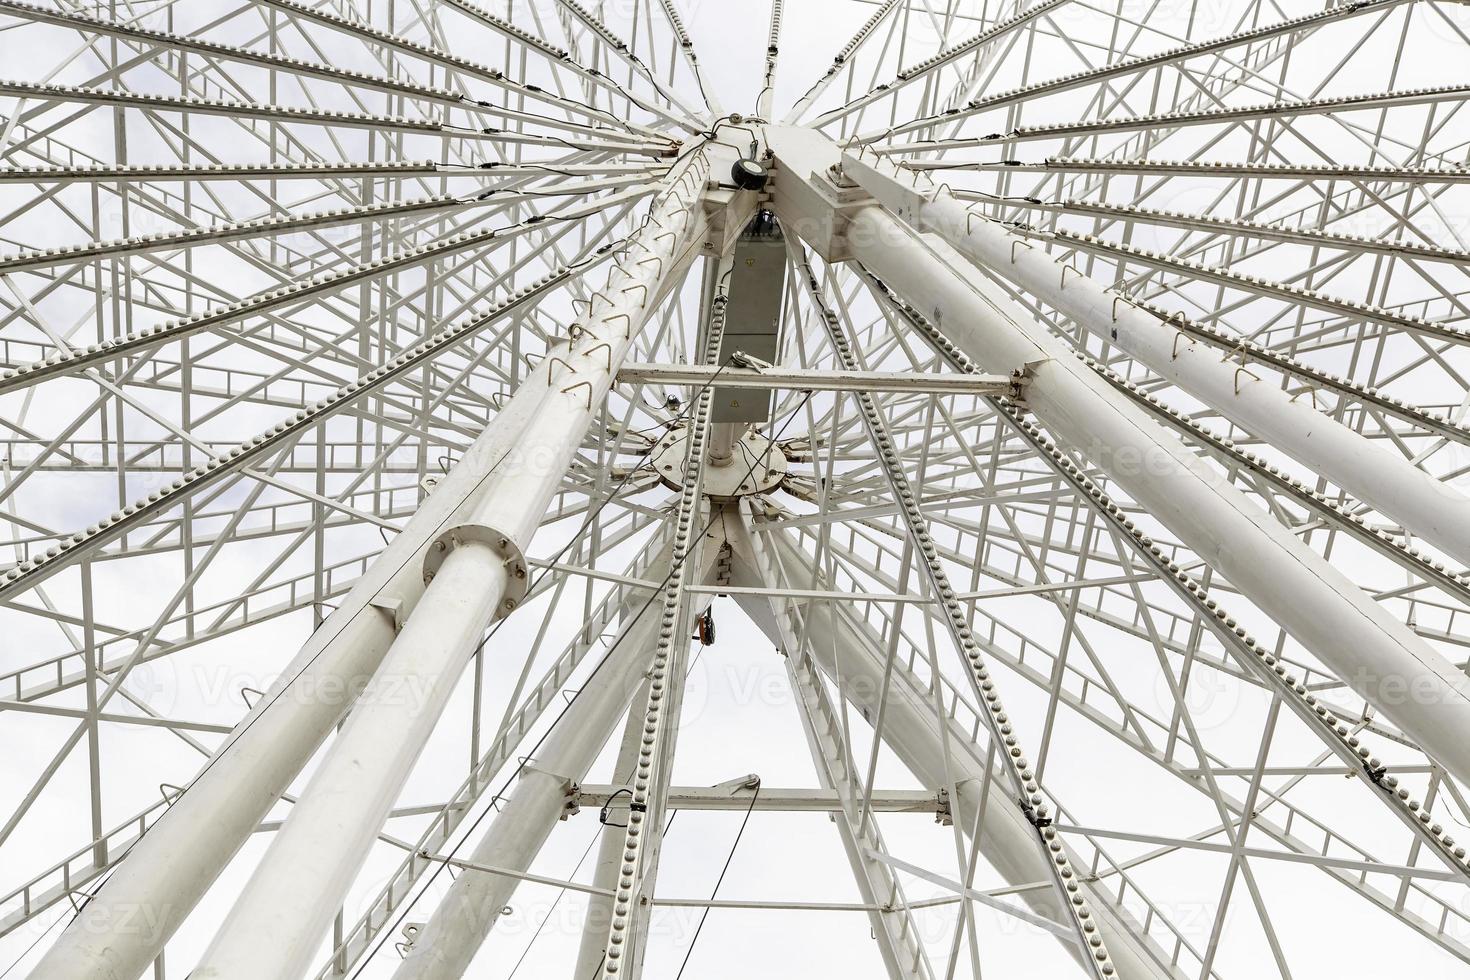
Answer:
[841,150,1470,569]
[26,366,555,980]
[391,545,720,980]
[190,154,717,980]
[851,209,1470,788]
[728,519,1182,980]
[766,126,1470,791]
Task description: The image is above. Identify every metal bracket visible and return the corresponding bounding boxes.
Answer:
[369,593,407,632]
[582,341,613,371]
[1171,332,1194,361]
[545,354,576,382]
[561,379,595,409]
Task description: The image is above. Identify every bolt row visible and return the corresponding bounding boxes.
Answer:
[0,251,607,602]
[928,82,1470,146]
[0,208,588,395]
[1027,156,1470,184]
[805,266,1117,978]
[813,0,1068,123]
[256,0,654,133]
[965,0,1398,113]
[0,78,445,133]
[600,259,727,978]
[1,0,461,103]
[1045,228,1470,345]
[0,195,463,275]
[871,274,1470,881]
[1121,296,1470,446]
[1080,351,1470,602]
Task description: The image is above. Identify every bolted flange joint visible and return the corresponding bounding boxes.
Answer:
[422,523,530,619]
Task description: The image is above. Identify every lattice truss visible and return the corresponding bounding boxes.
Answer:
[2,1,1470,978]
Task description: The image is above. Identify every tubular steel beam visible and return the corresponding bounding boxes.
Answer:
[725,517,1183,980]
[388,549,720,980]
[763,125,1470,795]
[184,153,720,980]
[841,148,1470,567]
[25,366,558,980]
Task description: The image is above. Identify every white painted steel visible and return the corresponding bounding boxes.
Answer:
[189,156,717,980]
[25,370,556,980]
[842,152,1470,569]
[739,523,1183,980]
[832,200,1470,790]
[4,4,1470,979]
[389,545,719,980]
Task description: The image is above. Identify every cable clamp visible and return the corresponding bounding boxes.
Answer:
[1020,798,1052,829]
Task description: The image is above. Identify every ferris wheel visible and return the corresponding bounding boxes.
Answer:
[2,0,1470,977]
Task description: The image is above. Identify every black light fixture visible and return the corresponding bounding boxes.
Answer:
[730,157,769,191]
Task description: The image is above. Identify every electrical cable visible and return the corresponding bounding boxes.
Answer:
[349,375,811,980]
[672,779,762,980]
[576,395,812,980]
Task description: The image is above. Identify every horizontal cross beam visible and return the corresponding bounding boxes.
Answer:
[616,362,1021,394]
[573,784,946,814]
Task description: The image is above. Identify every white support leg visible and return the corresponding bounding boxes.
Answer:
[25,364,556,980]
[389,546,721,980]
[785,650,936,980]
[189,155,721,980]
[762,125,1470,793]
[727,519,1183,980]
[841,149,1470,569]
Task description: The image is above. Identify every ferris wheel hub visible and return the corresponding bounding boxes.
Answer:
[648,424,787,498]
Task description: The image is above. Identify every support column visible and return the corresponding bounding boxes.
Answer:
[728,520,1182,980]
[785,650,934,980]
[389,547,721,980]
[842,149,1470,568]
[572,673,653,977]
[190,153,719,980]
[26,364,555,980]
[763,124,1470,791]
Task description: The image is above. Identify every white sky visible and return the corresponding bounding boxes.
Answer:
[4,1,1470,979]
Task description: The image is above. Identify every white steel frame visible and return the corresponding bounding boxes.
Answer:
[1,1,1469,978]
